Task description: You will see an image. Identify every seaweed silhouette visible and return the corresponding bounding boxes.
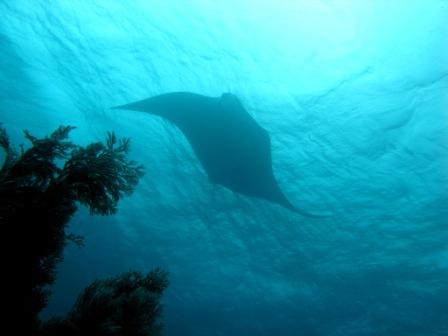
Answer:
[0,125,167,335]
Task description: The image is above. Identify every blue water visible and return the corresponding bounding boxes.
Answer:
[1,1,447,335]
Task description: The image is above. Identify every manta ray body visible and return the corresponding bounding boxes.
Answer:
[114,92,317,216]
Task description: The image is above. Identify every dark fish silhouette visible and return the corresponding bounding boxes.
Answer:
[113,92,321,217]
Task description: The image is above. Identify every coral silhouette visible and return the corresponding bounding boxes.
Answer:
[0,125,167,335]
[39,269,169,336]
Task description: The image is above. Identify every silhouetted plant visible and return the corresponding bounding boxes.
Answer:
[39,269,169,336]
[0,125,169,334]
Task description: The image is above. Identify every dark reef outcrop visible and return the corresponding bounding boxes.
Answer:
[39,269,169,336]
[0,124,168,335]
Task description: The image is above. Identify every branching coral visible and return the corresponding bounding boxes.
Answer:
[0,125,158,333]
[39,269,169,336]
[60,131,143,215]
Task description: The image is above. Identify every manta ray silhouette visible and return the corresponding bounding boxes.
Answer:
[113,92,320,217]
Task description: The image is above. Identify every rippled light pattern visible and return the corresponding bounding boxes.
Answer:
[1,1,447,335]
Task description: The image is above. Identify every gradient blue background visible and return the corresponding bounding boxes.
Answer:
[1,1,447,335]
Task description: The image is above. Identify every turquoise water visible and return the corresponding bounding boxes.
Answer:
[1,1,447,335]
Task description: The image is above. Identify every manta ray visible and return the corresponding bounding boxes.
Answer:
[113,92,320,217]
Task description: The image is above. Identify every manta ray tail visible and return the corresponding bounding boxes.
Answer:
[282,199,332,218]
[290,206,332,218]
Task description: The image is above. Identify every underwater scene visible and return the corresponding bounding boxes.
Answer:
[1,1,447,335]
